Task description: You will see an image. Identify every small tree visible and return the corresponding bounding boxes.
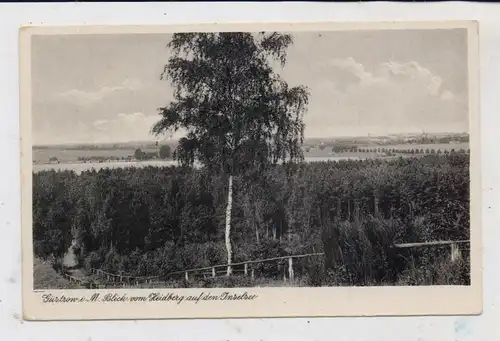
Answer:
[134,148,144,160]
[158,145,172,159]
[152,32,309,275]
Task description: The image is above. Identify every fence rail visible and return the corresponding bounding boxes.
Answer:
[393,240,469,248]
[66,240,469,287]
[88,268,161,282]
[164,252,324,276]
[62,273,86,284]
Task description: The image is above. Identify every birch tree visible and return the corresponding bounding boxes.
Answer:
[152,32,309,275]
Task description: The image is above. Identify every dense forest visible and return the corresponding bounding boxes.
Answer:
[33,153,470,286]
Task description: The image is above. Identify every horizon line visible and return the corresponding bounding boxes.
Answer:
[33,131,470,148]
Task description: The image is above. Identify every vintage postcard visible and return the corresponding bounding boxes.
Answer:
[20,21,481,320]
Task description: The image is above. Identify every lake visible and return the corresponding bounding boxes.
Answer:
[32,156,362,174]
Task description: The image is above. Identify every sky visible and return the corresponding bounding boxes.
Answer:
[31,29,469,145]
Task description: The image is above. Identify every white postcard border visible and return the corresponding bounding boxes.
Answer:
[20,21,482,320]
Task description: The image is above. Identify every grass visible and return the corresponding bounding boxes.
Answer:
[33,258,83,290]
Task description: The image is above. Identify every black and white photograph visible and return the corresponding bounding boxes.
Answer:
[20,22,481,319]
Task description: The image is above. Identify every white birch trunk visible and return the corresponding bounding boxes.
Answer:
[225,175,234,276]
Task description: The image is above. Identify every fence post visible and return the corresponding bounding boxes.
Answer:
[251,269,255,280]
[450,243,461,262]
[288,257,294,282]
[185,272,189,281]
[212,267,216,278]
[244,263,248,276]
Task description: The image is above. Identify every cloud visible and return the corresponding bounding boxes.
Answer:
[54,78,144,105]
[34,120,93,145]
[32,77,175,145]
[315,58,380,92]
[304,58,467,137]
[375,60,444,96]
[441,90,455,101]
[34,112,162,145]
[328,57,374,84]
[89,112,159,143]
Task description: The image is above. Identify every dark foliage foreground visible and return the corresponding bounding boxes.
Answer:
[33,154,470,286]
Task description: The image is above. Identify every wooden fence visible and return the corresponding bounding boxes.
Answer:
[392,240,469,262]
[89,268,161,286]
[62,273,86,284]
[61,272,99,288]
[81,239,469,287]
[162,252,324,282]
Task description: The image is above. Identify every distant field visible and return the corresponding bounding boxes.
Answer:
[33,142,469,164]
[33,147,160,163]
[304,150,379,158]
[303,142,469,158]
[374,142,469,151]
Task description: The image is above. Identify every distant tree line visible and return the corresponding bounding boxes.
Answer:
[77,156,126,163]
[134,145,172,161]
[331,145,358,153]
